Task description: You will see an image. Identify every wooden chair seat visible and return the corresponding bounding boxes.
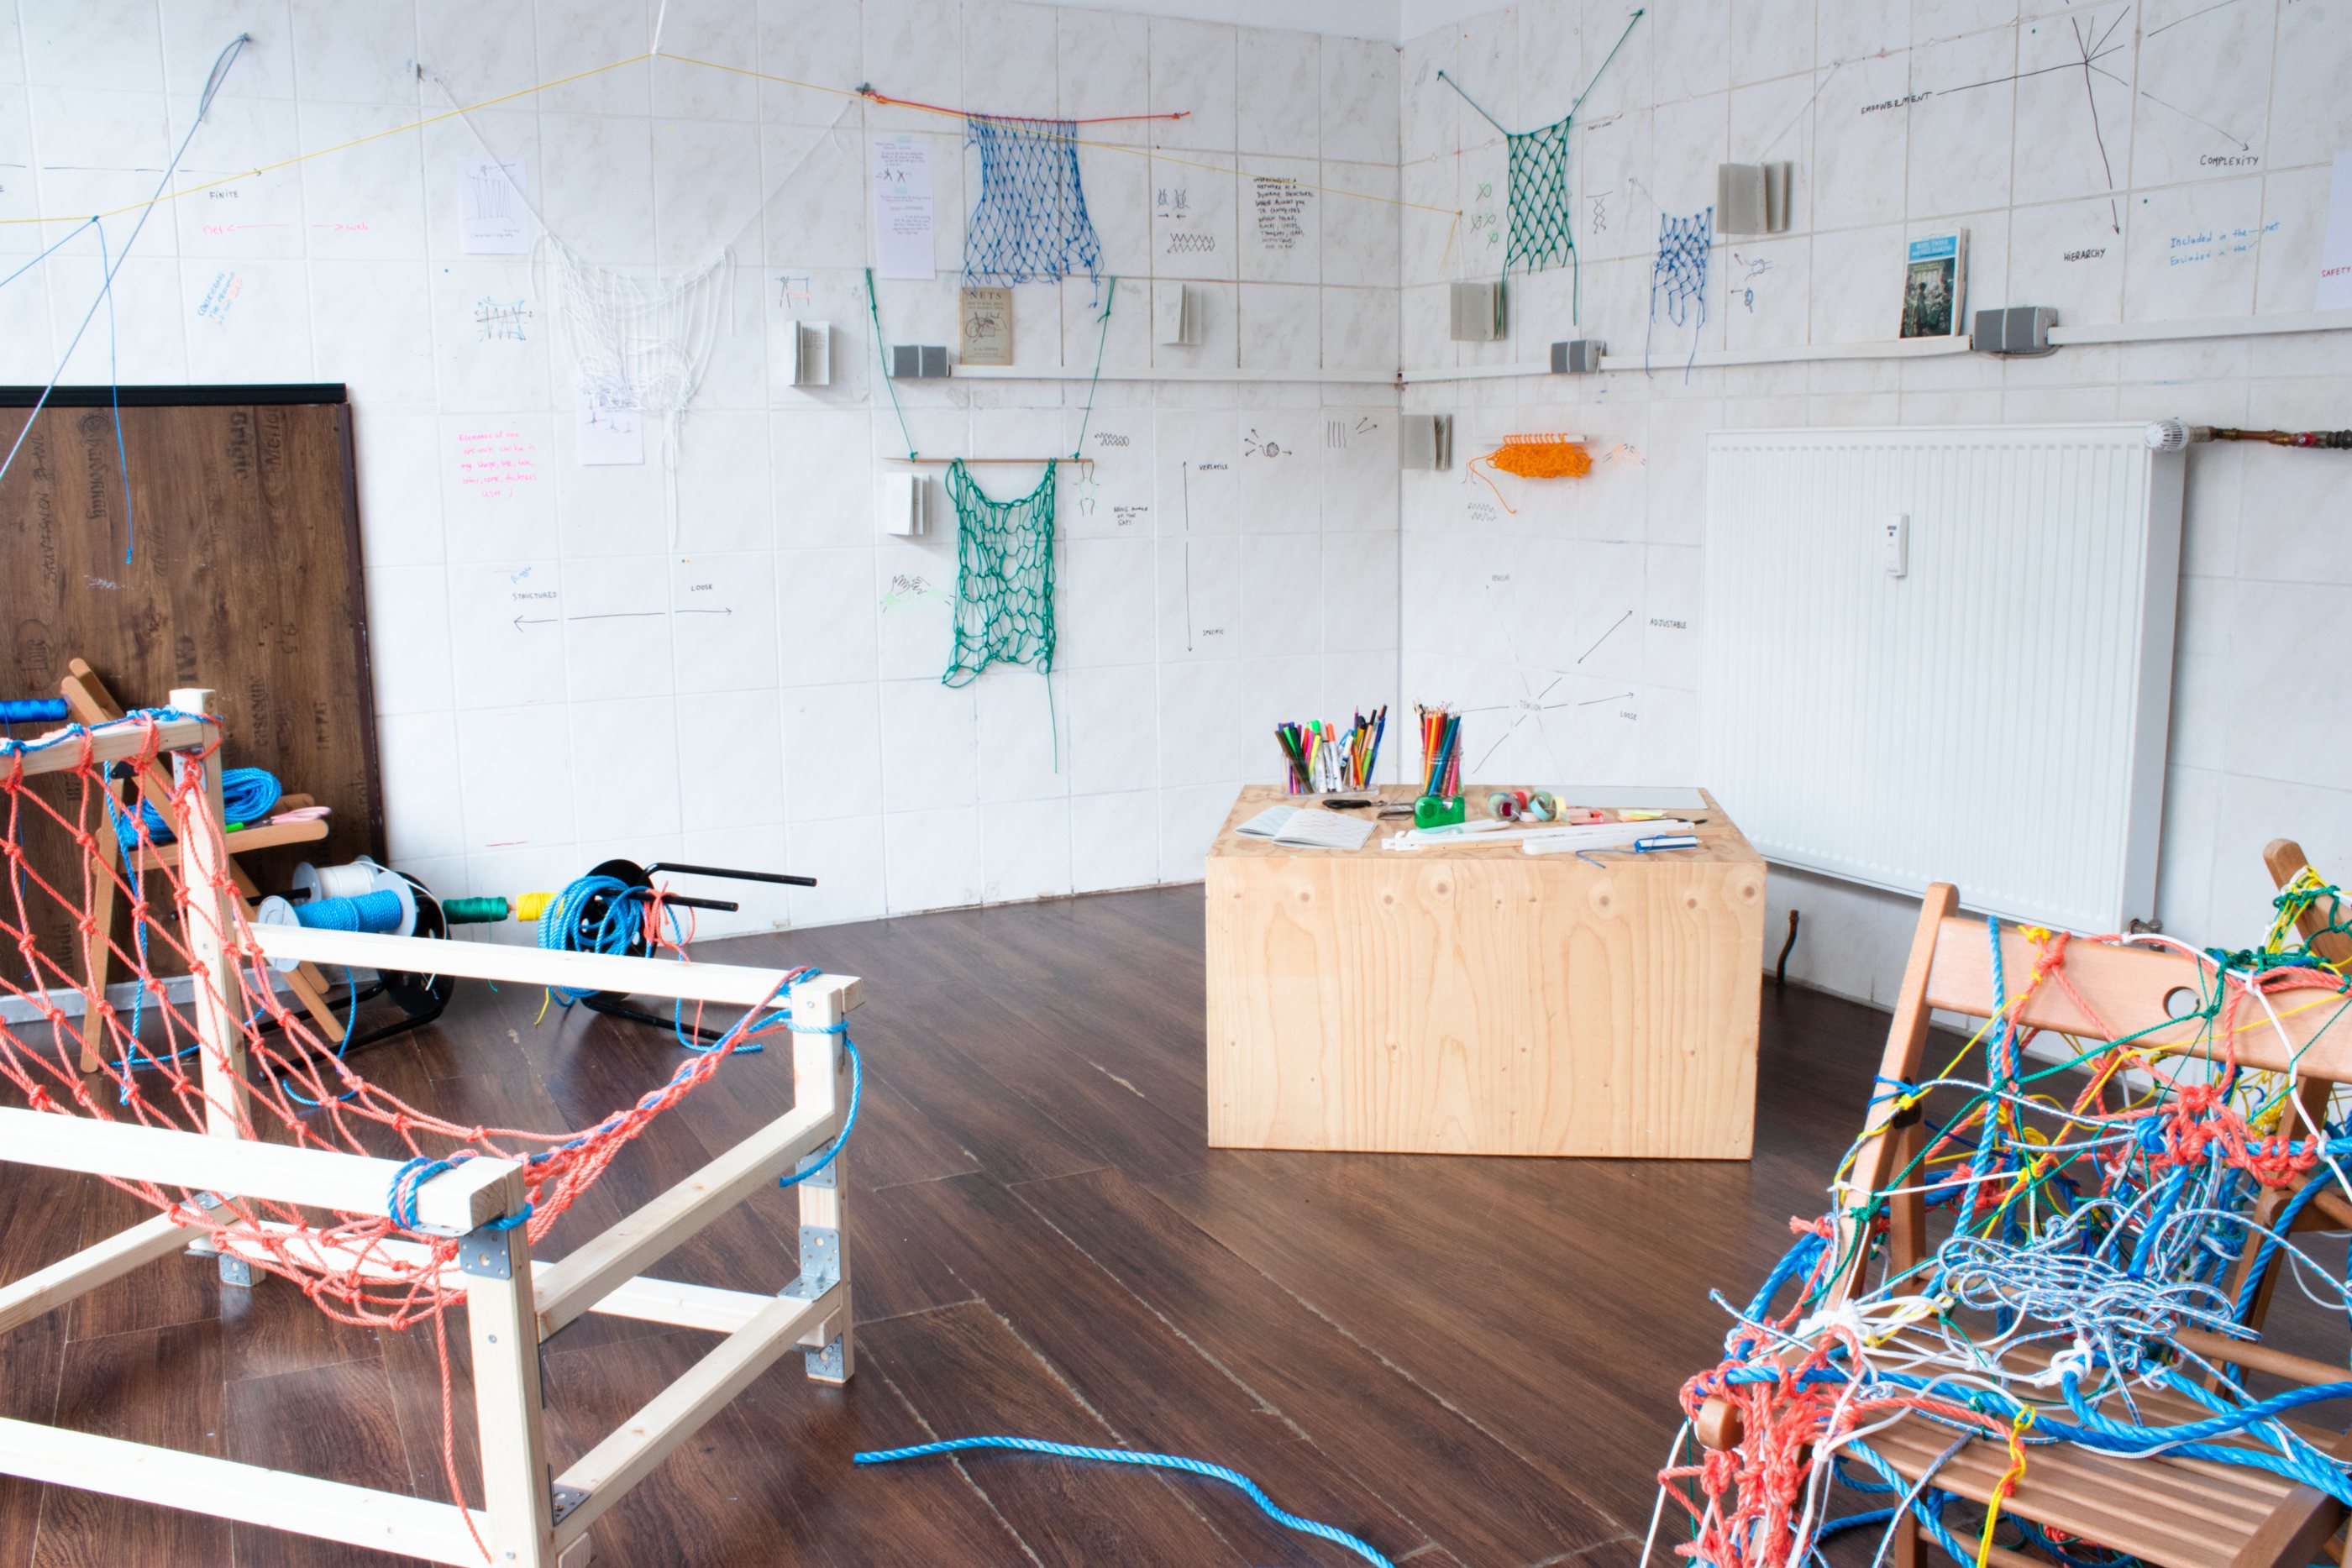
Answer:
[1866,1403,2322,1568]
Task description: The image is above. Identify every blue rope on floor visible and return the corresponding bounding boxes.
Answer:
[852,1434,1396,1566]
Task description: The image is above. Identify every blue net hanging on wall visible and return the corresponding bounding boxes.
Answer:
[963,114,1103,287]
[1647,206,1713,376]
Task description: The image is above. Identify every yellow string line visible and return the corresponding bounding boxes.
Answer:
[3,47,1461,228]
[0,52,659,226]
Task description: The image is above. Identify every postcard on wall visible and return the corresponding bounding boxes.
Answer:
[576,385,644,466]
[2319,150,2352,312]
[1898,231,1967,338]
[870,135,935,281]
[959,286,1012,366]
[459,158,532,255]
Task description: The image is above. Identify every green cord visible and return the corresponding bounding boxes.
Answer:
[1068,275,1118,459]
[864,266,917,461]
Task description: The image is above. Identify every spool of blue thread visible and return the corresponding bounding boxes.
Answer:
[291,889,407,933]
[0,698,69,725]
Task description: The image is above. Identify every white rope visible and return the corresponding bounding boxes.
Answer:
[538,234,729,541]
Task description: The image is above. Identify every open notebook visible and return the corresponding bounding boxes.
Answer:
[1235,805,1376,851]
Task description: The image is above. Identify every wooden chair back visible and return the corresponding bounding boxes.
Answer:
[1834,881,2352,1302]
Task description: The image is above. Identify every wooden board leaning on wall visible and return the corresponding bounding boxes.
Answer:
[0,387,382,983]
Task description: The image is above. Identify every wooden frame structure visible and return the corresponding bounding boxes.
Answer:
[0,693,860,1568]
[57,657,349,1061]
[1695,883,2352,1568]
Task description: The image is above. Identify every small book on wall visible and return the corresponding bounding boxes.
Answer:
[1899,230,1967,338]
[1235,805,1375,851]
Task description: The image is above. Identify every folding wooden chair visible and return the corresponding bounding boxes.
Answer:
[59,658,348,1062]
[1694,883,2352,1568]
[2211,841,2352,1342]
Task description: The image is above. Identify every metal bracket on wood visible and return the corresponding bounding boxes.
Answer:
[784,1226,838,1298]
[551,1483,589,1523]
[793,1149,837,1189]
[183,1193,252,1283]
[804,1335,846,1380]
[456,1225,515,1280]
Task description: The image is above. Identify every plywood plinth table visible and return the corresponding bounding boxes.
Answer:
[1205,786,1766,1158]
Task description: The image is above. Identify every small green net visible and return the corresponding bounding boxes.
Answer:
[1504,114,1575,276]
[943,459,1057,688]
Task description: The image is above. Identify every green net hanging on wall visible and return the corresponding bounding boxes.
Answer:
[942,459,1057,687]
[1504,115,1575,276]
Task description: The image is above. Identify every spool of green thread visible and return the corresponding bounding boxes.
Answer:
[439,895,511,925]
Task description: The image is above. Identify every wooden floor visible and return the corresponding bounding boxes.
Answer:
[0,884,1897,1568]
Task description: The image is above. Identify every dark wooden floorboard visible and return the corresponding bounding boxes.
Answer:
[0,884,1918,1567]
[858,1171,1424,1566]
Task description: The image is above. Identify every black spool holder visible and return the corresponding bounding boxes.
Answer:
[249,872,454,1060]
[255,860,817,1057]
[566,859,818,1042]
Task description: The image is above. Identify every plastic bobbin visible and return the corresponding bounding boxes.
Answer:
[293,856,385,905]
[359,863,420,937]
[250,895,306,973]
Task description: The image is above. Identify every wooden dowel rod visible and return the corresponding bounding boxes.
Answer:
[882,455,1093,466]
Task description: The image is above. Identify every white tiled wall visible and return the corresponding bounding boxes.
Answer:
[0,0,1401,933]
[1399,0,2352,1001]
[10,0,2348,968]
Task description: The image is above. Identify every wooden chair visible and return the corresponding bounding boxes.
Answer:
[58,658,347,1062]
[1695,883,2352,1568]
[2209,841,2352,1344]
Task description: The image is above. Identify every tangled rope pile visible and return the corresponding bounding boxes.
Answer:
[0,710,830,1560]
[1653,884,2352,1568]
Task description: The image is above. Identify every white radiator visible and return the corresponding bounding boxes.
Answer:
[1700,423,2184,933]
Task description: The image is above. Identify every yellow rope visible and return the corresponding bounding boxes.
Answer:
[3,49,1460,228]
[1975,1407,2034,1568]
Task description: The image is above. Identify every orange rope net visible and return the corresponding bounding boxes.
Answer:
[0,708,797,1559]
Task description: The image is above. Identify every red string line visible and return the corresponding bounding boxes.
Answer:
[857,83,1187,123]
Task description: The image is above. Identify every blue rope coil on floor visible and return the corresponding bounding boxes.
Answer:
[852,1435,1396,1566]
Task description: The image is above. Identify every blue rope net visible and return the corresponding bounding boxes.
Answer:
[943,459,1057,687]
[1647,205,1711,375]
[963,114,1103,287]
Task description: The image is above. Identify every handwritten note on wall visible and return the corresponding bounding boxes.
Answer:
[870,136,935,281]
[456,428,541,501]
[1252,177,1312,251]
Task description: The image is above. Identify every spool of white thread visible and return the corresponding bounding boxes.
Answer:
[294,857,383,904]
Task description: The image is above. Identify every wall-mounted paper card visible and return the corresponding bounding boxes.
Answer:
[2319,150,2352,312]
[459,158,531,255]
[576,386,644,466]
[870,135,935,281]
[959,286,1011,365]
